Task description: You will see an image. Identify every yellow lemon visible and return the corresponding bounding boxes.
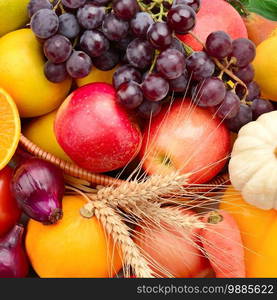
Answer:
[23,110,71,162]
[76,66,118,87]
[253,34,277,101]
[0,0,30,37]
[0,29,72,117]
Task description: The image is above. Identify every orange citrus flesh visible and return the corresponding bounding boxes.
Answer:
[0,88,21,170]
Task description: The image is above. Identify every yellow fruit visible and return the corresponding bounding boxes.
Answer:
[26,195,123,278]
[76,66,117,87]
[0,88,21,170]
[253,34,277,101]
[0,29,72,117]
[23,110,71,162]
[0,0,29,37]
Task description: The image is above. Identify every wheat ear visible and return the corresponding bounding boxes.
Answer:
[83,200,155,278]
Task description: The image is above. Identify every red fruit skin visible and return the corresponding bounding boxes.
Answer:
[0,167,21,237]
[54,83,142,173]
[178,0,248,51]
[140,99,230,184]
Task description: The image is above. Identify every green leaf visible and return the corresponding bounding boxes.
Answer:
[246,0,277,21]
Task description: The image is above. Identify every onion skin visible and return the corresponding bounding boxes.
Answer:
[0,224,29,278]
[11,158,64,225]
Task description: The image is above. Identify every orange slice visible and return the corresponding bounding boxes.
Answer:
[0,88,21,170]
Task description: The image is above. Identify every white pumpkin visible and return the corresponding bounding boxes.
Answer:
[229,111,277,210]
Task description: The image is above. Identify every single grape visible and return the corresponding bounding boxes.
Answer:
[66,51,93,78]
[137,100,162,119]
[142,74,169,102]
[156,49,186,80]
[77,4,105,29]
[231,38,256,68]
[43,35,72,64]
[113,35,134,53]
[130,12,154,38]
[126,38,154,69]
[173,0,201,12]
[225,104,253,132]
[205,31,232,59]
[169,37,185,55]
[62,0,86,9]
[251,99,274,120]
[117,81,143,109]
[193,77,226,107]
[80,30,110,57]
[147,22,172,50]
[113,0,139,21]
[167,4,196,34]
[169,69,189,92]
[246,81,261,101]
[31,9,59,39]
[113,65,142,90]
[44,61,68,83]
[186,51,215,81]
[28,0,52,17]
[233,64,255,84]
[92,48,120,71]
[216,91,240,120]
[102,13,129,41]
[58,13,80,39]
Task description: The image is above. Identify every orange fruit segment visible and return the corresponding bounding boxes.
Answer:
[0,88,21,170]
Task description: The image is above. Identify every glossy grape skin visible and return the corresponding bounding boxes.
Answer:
[186,51,215,81]
[113,65,142,89]
[92,48,120,71]
[28,0,53,17]
[117,81,143,109]
[193,77,226,107]
[44,61,68,83]
[58,13,80,39]
[205,31,232,59]
[77,4,105,29]
[130,12,154,38]
[137,100,162,119]
[142,74,169,102]
[31,9,59,39]
[216,91,240,120]
[113,0,139,21]
[246,81,261,101]
[43,35,72,64]
[169,69,189,92]
[102,13,129,41]
[251,99,274,120]
[173,0,201,12]
[169,37,185,55]
[231,38,256,68]
[233,64,255,84]
[66,51,92,78]
[167,4,196,34]
[156,49,186,80]
[62,0,86,9]
[80,30,110,57]
[225,104,253,132]
[126,38,155,69]
[147,22,172,50]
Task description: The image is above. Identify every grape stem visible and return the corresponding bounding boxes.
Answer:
[149,50,160,74]
[53,0,62,11]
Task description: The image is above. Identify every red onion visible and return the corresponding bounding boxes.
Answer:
[0,224,29,278]
[11,158,64,225]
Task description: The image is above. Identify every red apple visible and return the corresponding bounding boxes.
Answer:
[139,99,230,184]
[134,208,212,278]
[54,83,142,173]
[179,0,248,51]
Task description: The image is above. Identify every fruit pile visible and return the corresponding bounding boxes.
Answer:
[0,0,277,279]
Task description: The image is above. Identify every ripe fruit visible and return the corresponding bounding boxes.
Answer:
[140,100,230,184]
[25,195,122,277]
[0,167,21,237]
[0,29,72,117]
[179,0,248,51]
[0,88,21,170]
[0,0,29,37]
[55,83,142,173]
[253,34,277,101]
[23,110,71,162]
